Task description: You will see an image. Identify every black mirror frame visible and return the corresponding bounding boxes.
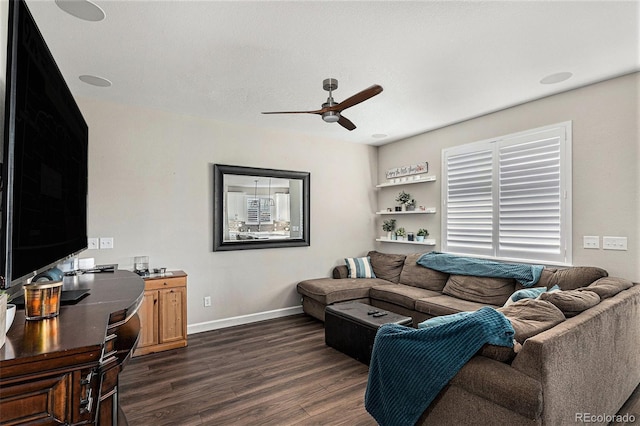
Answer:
[213,164,310,252]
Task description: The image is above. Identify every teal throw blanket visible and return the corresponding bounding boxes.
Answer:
[417,251,544,287]
[364,307,514,426]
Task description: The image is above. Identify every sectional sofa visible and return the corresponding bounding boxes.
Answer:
[296,250,640,425]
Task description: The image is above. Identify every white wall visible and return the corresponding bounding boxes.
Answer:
[377,73,640,282]
[79,98,378,330]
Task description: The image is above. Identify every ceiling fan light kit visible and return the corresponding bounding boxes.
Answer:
[262,78,383,131]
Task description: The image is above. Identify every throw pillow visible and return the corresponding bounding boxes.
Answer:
[442,275,516,306]
[344,256,376,279]
[367,251,406,283]
[549,266,608,290]
[539,290,600,317]
[580,276,633,300]
[503,285,560,306]
[498,299,566,344]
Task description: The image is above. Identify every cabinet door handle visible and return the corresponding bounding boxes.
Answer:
[81,370,93,385]
[80,389,93,413]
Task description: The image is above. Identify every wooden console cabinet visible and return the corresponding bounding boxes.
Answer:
[134,271,187,357]
[0,271,144,425]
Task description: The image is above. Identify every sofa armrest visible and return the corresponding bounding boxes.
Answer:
[333,265,349,279]
[450,356,542,420]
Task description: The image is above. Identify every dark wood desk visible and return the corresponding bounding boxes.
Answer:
[0,270,145,425]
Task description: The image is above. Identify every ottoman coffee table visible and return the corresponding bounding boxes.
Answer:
[325,302,412,365]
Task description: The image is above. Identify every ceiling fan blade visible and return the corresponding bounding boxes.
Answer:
[261,109,323,115]
[330,84,383,112]
[338,115,356,131]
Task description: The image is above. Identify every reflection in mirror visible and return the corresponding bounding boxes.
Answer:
[213,165,310,251]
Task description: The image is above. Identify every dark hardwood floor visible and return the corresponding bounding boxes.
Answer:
[120,314,640,426]
[119,314,376,425]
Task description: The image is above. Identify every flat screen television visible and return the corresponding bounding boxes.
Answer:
[1,0,88,289]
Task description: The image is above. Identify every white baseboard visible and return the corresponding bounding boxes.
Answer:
[187,305,304,335]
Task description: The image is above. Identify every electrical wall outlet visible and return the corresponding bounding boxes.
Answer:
[203,296,212,307]
[603,236,627,251]
[99,237,114,249]
[88,237,99,250]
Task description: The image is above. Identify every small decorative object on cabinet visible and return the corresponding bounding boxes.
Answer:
[0,291,6,349]
[135,270,188,356]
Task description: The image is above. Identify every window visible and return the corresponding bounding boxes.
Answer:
[442,122,572,265]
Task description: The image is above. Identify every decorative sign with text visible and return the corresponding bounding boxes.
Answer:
[385,162,428,179]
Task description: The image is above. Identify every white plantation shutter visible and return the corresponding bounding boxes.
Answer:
[445,148,494,256]
[442,122,571,265]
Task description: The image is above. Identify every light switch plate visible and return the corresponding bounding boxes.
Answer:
[603,236,627,251]
[583,236,599,249]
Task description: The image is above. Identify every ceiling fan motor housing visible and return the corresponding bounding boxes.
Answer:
[322,111,340,123]
[322,98,340,122]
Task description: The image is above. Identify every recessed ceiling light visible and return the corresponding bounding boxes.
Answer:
[540,72,573,85]
[56,0,105,22]
[372,134,388,139]
[79,75,112,87]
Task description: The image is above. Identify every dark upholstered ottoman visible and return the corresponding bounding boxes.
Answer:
[325,302,412,365]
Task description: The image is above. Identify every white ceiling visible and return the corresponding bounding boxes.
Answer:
[25,0,640,146]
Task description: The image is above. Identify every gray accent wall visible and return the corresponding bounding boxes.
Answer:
[377,72,639,282]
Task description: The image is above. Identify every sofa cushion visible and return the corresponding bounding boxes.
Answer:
[369,284,441,310]
[504,285,560,306]
[514,268,557,291]
[297,278,391,305]
[550,266,608,290]
[539,289,600,317]
[345,256,376,278]
[581,276,633,299]
[498,299,566,344]
[415,295,496,317]
[443,275,516,306]
[367,251,406,283]
[398,253,449,291]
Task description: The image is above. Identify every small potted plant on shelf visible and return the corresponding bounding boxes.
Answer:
[395,191,412,211]
[405,198,416,211]
[382,219,396,240]
[416,228,429,242]
[396,227,407,241]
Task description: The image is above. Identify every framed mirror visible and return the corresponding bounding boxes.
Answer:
[213,164,310,251]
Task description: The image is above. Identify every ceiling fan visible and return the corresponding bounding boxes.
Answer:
[262,78,383,131]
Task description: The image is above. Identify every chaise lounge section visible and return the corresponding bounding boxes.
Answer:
[296,250,640,425]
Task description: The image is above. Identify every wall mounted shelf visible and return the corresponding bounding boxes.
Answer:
[376,175,436,188]
[376,208,437,215]
[376,238,436,246]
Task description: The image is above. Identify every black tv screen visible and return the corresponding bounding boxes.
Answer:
[1,0,88,288]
